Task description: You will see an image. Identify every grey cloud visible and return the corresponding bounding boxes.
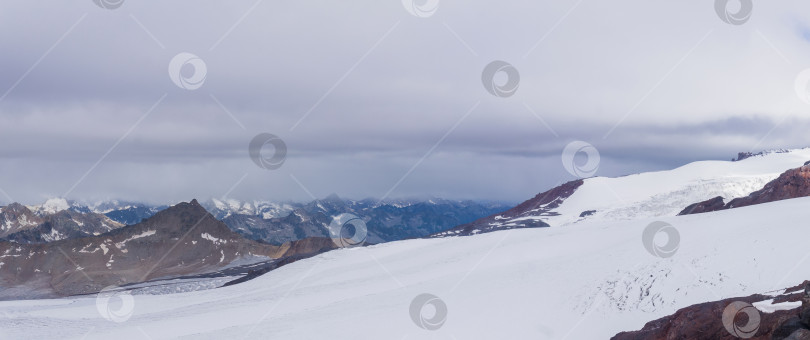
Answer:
[2,1,810,204]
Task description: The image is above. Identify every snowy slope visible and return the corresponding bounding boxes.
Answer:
[4,195,810,339]
[535,148,810,227]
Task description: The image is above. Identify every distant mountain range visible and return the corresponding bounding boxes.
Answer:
[0,201,124,244]
[0,195,511,299]
[0,196,511,246]
[0,200,335,299]
[220,194,512,245]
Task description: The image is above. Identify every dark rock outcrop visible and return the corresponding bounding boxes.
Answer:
[735,152,758,162]
[612,281,810,340]
[580,210,597,218]
[678,196,726,215]
[733,149,789,162]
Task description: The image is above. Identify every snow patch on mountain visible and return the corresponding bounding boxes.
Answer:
[114,230,156,249]
[753,299,802,313]
[28,198,70,215]
[201,233,226,245]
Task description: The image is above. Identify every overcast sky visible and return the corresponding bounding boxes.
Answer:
[2,0,810,205]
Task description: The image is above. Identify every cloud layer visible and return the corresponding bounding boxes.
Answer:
[2,0,810,204]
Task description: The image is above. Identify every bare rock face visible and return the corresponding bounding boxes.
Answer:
[280,237,335,257]
[680,165,810,215]
[432,180,584,237]
[612,281,810,340]
[785,328,810,339]
[0,200,333,299]
[678,196,726,215]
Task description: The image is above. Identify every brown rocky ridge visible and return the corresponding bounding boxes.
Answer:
[680,165,810,216]
[432,179,584,237]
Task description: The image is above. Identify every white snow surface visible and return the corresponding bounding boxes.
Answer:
[3,196,810,339]
[753,299,803,314]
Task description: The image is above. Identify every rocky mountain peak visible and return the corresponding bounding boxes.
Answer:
[132,199,223,236]
[2,202,34,215]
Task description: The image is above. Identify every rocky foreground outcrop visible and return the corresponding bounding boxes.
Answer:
[612,281,809,339]
[0,199,334,299]
[680,165,810,215]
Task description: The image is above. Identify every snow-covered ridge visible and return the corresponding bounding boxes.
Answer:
[531,148,810,227]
